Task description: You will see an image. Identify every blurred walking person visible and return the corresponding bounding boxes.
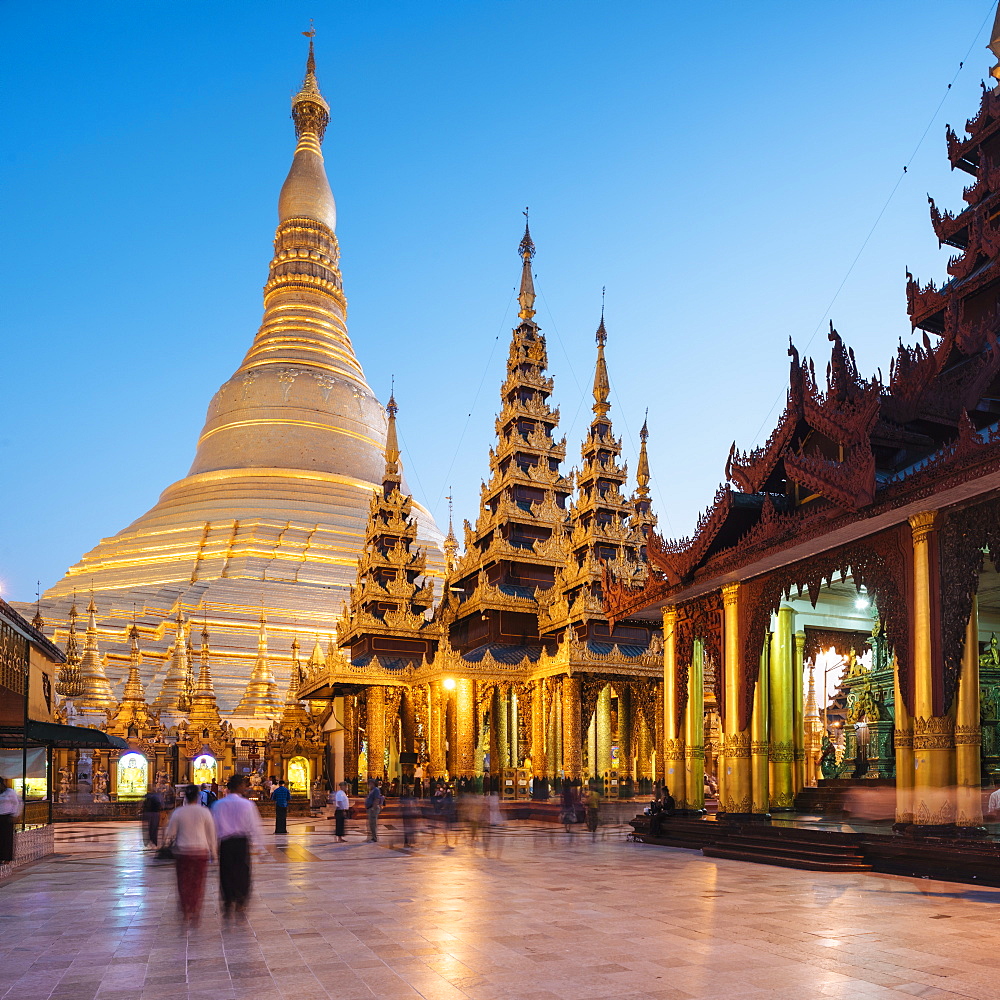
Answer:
[140,789,163,848]
[365,778,385,842]
[163,784,216,926]
[271,778,291,834]
[0,777,22,864]
[213,774,264,917]
[584,784,601,839]
[333,781,350,842]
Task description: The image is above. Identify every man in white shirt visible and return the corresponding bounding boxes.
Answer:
[333,782,350,842]
[0,777,23,864]
[163,784,216,925]
[213,774,265,916]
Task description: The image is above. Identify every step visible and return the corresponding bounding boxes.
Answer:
[721,838,865,863]
[703,847,872,872]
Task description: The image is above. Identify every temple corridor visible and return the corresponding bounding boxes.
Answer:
[2,821,1000,1000]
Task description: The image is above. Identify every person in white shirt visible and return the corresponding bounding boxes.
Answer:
[986,784,1000,820]
[333,782,350,842]
[163,784,216,925]
[0,778,23,864]
[212,774,264,916]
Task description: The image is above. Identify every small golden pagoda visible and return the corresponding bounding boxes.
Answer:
[178,621,230,763]
[55,600,83,701]
[338,397,438,667]
[234,614,282,718]
[75,597,117,721]
[106,625,162,743]
[152,610,192,728]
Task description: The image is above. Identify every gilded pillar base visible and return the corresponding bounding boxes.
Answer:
[721,732,752,815]
[911,716,956,827]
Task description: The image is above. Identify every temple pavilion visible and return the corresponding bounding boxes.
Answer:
[603,12,1000,841]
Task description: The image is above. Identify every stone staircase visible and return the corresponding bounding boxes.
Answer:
[702,825,871,872]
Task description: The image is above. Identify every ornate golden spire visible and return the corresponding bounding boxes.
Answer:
[184,618,225,747]
[517,209,536,320]
[629,411,656,535]
[75,596,118,718]
[384,393,401,482]
[31,584,44,632]
[279,31,336,230]
[152,609,191,724]
[234,612,282,717]
[443,491,459,573]
[592,313,610,418]
[56,599,83,699]
[635,412,650,500]
[192,619,216,702]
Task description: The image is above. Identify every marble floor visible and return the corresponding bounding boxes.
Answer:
[1,814,999,1000]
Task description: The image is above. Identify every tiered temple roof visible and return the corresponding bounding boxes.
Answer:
[337,398,437,668]
[438,225,573,658]
[540,317,653,637]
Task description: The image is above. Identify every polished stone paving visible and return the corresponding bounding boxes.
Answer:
[2,815,1000,1000]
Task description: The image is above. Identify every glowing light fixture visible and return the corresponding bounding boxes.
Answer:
[443,677,456,691]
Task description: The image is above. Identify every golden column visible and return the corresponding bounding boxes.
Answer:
[490,686,509,776]
[684,639,706,811]
[768,606,796,811]
[596,685,613,779]
[792,630,806,793]
[562,676,582,779]
[955,597,983,827]
[722,583,752,814]
[893,662,914,824]
[454,679,476,776]
[366,686,386,779]
[909,511,955,827]
[343,695,358,780]
[751,642,770,814]
[619,686,633,784]
[427,682,446,778]
[662,608,686,807]
[531,682,547,775]
[637,711,652,783]
[510,688,520,767]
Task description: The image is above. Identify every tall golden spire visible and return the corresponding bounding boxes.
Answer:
[75,596,118,719]
[56,599,83,699]
[443,491,459,573]
[279,31,335,229]
[629,412,657,535]
[234,612,282,718]
[517,209,536,320]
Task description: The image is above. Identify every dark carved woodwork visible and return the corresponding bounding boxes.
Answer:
[674,592,723,729]
[802,626,872,665]
[938,496,1000,715]
[734,524,912,731]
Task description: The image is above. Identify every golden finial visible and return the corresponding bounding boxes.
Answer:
[444,489,459,572]
[636,409,651,497]
[292,23,329,139]
[384,385,401,478]
[592,308,610,417]
[31,581,43,631]
[517,209,537,321]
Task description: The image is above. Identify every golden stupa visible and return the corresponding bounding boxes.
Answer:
[32,40,444,712]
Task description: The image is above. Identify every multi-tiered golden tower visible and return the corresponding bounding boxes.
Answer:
[31,40,444,712]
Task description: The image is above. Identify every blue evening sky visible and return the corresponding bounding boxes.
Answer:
[1,1,996,601]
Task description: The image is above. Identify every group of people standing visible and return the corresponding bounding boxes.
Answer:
[160,774,265,925]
